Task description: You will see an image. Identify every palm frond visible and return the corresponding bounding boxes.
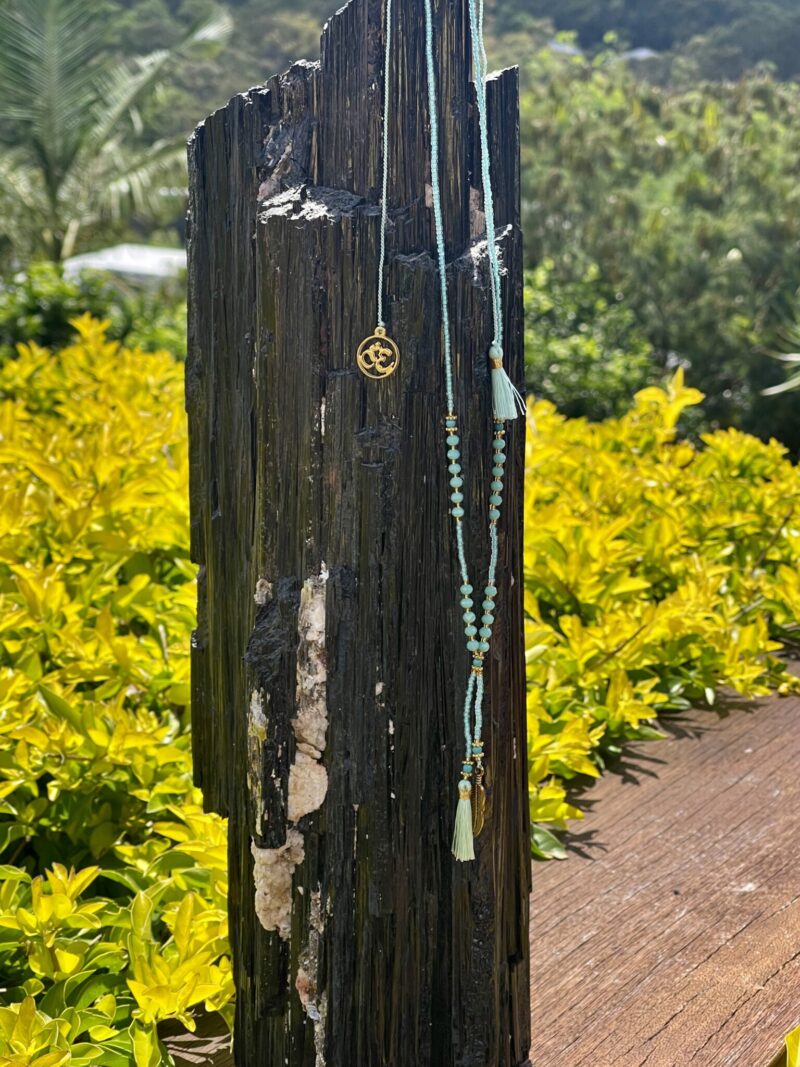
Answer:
[0,0,102,182]
[85,11,233,157]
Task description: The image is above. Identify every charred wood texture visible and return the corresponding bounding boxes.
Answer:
[186,0,530,1063]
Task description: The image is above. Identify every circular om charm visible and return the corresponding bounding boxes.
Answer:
[356,325,400,380]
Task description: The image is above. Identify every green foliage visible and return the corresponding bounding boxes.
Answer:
[521,0,800,79]
[0,265,186,358]
[524,259,661,420]
[520,50,800,448]
[0,0,231,265]
[525,373,800,856]
[0,317,230,1064]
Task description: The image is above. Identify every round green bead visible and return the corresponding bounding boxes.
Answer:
[485,586,497,598]
[489,508,500,521]
[448,462,461,474]
[460,583,473,594]
[489,493,502,505]
[482,599,494,610]
[491,480,503,491]
[447,448,459,460]
[446,434,459,446]
[494,453,506,466]
[477,640,490,652]
[451,491,463,503]
[451,506,464,518]
[450,476,463,487]
[481,613,494,625]
[492,466,504,477]
[465,625,477,637]
[479,626,492,639]
[460,597,473,608]
[494,437,506,451]
[467,639,480,651]
[463,611,475,623]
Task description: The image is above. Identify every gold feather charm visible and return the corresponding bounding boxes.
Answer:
[472,764,486,838]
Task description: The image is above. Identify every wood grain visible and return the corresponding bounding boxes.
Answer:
[531,694,800,1066]
[186,0,531,1064]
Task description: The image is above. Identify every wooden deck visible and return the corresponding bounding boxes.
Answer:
[163,690,800,1066]
[531,691,800,1067]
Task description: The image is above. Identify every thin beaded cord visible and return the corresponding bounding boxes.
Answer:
[376,0,393,328]
[422,0,509,776]
[469,0,503,349]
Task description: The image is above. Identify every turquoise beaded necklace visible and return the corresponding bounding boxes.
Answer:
[359,0,524,862]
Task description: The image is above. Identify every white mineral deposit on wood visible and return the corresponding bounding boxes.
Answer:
[287,566,329,821]
[251,829,305,940]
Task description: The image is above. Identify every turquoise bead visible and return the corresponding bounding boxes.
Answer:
[492,466,504,477]
[451,506,464,518]
[494,453,506,465]
[467,640,479,651]
[463,611,475,623]
[460,583,473,594]
[491,480,503,491]
[494,437,506,451]
[482,599,494,610]
[479,626,492,639]
[489,508,500,521]
[451,491,463,503]
[465,625,477,637]
[447,448,459,460]
[460,597,473,608]
[446,434,459,446]
[448,462,461,474]
[481,613,494,625]
[478,640,489,652]
[489,493,502,505]
[450,476,463,487]
[485,586,497,597]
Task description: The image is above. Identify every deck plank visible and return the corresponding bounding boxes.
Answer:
[531,693,800,1066]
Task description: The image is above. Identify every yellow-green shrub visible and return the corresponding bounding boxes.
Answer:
[2,317,798,1059]
[525,371,800,857]
[0,317,231,1065]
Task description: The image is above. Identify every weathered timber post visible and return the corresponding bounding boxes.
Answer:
[186,0,531,1063]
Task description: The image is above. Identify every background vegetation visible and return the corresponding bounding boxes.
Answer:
[1,0,800,1060]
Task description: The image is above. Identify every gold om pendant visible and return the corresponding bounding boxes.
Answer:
[356,325,400,380]
[472,766,486,837]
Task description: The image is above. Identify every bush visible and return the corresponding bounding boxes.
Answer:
[520,51,800,450]
[2,318,799,1060]
[0,263,186,359]
[524,259,662,420]
[525,371,800,857]
[0,317,230,1064]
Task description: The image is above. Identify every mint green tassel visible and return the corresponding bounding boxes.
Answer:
[489,343,525,421]
[452,780,475,862]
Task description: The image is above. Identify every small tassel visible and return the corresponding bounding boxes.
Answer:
[489,343,525,421]
[452,779,475,862]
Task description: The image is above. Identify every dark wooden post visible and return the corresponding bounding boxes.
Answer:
[186,0,530,1064]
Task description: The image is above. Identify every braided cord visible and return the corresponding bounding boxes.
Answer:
[376,0,393,327]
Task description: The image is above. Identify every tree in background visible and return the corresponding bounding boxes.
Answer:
[520,46,800,449]
[520,0,800,81]
[0,0,231,265]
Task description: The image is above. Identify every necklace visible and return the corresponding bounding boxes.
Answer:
[357,0,524,862]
